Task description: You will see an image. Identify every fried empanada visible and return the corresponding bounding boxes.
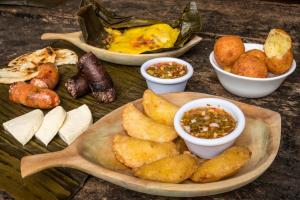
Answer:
[142,89,179,126]
[112,134,178,168]
[122,103,177,142]
[134,153,199,183]
[191,146,251,183]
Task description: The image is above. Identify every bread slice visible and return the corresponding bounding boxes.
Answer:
[59,104,92,145]
[3,109,44,145]
[264,29,293,74]
[35,106,66,146]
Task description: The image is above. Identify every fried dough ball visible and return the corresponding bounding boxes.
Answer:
[265,50,293,74]
[214,35,245,69]
[231,54,268,78]
[264,29,293,74]
[246,49,266,61]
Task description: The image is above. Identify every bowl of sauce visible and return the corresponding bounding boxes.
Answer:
[141,57,193,94]
[174,98,245,159]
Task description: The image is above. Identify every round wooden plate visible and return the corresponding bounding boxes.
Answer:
[21,92,281,197]
[41,31,202,66]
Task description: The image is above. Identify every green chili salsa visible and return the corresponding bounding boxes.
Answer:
[180,106,236,139]
[146,62,187,79]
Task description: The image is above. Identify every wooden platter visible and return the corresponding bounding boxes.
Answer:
[20,92,281,197]
[41,32,202,66]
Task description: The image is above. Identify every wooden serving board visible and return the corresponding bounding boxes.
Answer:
[20,92,281,197]
[41,32,202,66]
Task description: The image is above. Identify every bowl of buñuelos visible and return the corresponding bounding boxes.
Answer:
[210,29,296,98]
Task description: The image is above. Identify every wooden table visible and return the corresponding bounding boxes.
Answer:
[0,0,299,199]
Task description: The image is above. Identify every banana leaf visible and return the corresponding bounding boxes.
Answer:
[77,0,202,53]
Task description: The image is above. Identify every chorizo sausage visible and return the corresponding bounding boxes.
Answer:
[30,63,59,89]
[9,81,60,109]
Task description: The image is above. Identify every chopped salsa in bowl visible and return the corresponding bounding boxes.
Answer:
[146,61,187,79]
[180,106,236,139]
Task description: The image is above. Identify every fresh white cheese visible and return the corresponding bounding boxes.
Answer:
[59,104,92,145]
[3,109,44,145]
[35,106,66,146]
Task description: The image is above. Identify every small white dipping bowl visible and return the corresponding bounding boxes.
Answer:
[210,43,296,98]
[141,57,193,94]
[174,98,245,159]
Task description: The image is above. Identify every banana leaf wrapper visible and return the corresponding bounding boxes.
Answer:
[78,0,202,53]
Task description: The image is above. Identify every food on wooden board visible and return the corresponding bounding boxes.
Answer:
[9,81,60,109]
[214,35,245,71]
[78,52,116,103]
[122,103,177,142]
[78,0,201,53]
[59,104,93,145]
[30,63,59,89]
[191,146,251,183]
[112,134,179,168]
[3,109,44,145]
[180,106,237,139]
[53,48,78,66]
[142,89,179,126]
[245,49,266,61]
[65,73,90,98]
[134,152,199,183]
[0,47,78,84]
[35,106,67,146]
[231,54,268,78]
[106,24,180,54]
[264,28,293,74]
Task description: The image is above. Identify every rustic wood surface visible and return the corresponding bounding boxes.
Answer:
[0,0,299,199]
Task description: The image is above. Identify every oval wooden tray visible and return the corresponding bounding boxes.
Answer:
[20,92,281,197]
[41,32,202,66]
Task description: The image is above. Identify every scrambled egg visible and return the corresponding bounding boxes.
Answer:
[106,24,180,54]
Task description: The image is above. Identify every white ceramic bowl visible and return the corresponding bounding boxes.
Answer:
[140,57,193,94]
[210,43,296,98]
[174,98,245,159]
